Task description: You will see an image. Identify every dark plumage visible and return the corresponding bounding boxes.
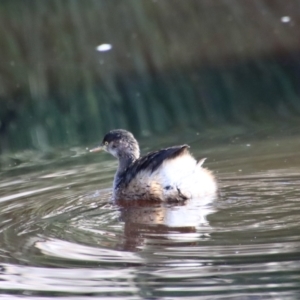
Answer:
[119,145,189,188]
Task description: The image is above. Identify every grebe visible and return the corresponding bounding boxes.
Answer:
[90,129,217,202]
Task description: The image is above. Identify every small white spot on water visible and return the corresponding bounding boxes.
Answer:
[96,44,112,52]
[281,16,291,23]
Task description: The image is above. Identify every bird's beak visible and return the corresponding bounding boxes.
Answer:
[89,145,104,153]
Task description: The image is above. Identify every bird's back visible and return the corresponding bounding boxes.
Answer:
[114,145,217,202]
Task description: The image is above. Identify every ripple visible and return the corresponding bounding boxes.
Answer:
[34,238,142,263]
[0,263,139,295]
[0,144,300,298]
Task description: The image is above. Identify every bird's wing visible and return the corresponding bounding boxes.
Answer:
[119,145,190,187]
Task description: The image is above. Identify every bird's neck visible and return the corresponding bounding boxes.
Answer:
[118,153,137,173]
[113,152,139,189]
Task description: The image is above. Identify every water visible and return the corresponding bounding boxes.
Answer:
[0,130,300,299]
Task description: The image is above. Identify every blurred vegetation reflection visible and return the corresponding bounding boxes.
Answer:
[1,0,300,151]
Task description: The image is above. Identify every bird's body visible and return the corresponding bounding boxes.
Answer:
[90,129,217,202]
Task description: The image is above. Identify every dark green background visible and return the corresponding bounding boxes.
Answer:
[1,0,300,151]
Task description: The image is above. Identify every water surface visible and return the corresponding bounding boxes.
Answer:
[0,130,300,299]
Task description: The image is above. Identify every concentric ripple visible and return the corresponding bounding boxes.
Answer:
[0,138,300,299]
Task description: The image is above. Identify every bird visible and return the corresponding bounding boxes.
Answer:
[90,129,217,202]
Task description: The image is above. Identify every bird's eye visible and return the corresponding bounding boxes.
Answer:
[104,141,108,146]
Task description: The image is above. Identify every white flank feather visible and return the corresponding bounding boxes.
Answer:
[130,152,217,200]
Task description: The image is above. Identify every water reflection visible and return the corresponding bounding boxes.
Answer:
[120,199,214,251]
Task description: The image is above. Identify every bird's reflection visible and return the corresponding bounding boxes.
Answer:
[117,195,216,251]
